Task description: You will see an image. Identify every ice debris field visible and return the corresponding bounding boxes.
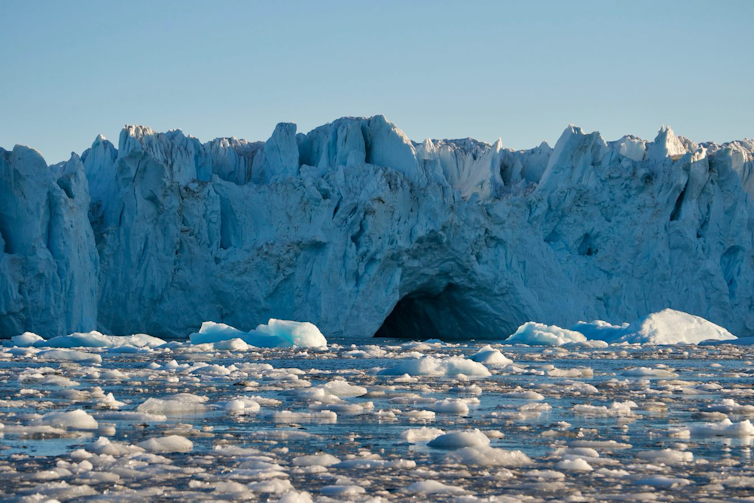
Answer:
[3,311,754,501]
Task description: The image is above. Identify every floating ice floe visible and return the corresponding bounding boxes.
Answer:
[212,338,252,351]
[292,453,341,467]
[37,410,98,430]
[37,331,166,349]
[428,429,490,449]
[636,449,693,465]
[221,397,261,414]
[137,393,209,416]
[405,480,465,494]
[37,349,102,364]
[573,401,637,417]
[678,419,754,438]
[623,367,677,378]
[378,356,491,377]
[444,445,532,467]
[277,491,314,503]
[704,399,754,416]
[401,427,445,443]
[10,332,44,347]
[505,322,587,346]
[137,435,193,453]
[556,458,593,471]
[469,345,512,365]
[189,319,327,348]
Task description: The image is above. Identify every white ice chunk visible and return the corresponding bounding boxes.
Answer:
[11,332,44,347]
[469,345,512,365]
[40,331,166,348]
[556,458,593,471]
[379,356,491,377]
[38,409,98,430]
[428,429,490,449]
[292,453,341,466]
[137,435,193,453]
[444,445,532,467]
[189,319,327,348]
[505,322,587,346]
[400,427,445,443]
[405,480,465,494]
[137,393,208,415]
[636,449,693,465]
[686,419,754,438]
[37,349,102,364]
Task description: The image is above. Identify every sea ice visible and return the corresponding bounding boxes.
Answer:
[137,393,208,415]
[10,332,44,347]
[38,331,166,349]
[136,435,193,453]
[428,429,490,449]
[37,349,102,364]
[505,323,587,346]
[37,410,98,430]
[469,345,512,365]
[378,356,491,377]
[405,480,465,494]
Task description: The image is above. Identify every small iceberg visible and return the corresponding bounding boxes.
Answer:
[505,322,587,346]
[506,309,736,346]
[189,318,327,348]
[378,355,491,378]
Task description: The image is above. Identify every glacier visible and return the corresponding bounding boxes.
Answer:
[1,115,753,339]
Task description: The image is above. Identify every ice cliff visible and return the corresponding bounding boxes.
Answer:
[1,115,753,339]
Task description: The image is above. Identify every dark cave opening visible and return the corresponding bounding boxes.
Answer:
[374,283,494,340]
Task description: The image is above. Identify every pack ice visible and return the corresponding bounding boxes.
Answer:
[1,116,753,339]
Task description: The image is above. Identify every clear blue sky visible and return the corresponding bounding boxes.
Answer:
[1,0,752,163]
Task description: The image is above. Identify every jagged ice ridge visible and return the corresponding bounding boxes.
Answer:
[1,115,753,339]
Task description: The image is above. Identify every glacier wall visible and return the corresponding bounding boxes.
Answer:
[1,115,753,339]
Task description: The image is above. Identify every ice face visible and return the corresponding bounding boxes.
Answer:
[2,117,754,339]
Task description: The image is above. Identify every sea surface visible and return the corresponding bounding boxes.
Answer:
[1,338,753,501]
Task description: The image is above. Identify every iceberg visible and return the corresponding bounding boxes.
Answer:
[572,309,737,345]
[2,117,754,340]
[505,322,587,346]
[189,319,327,348]
[510,308,737,346]
[10,332,44,347]
[378,355,491,377]
[469,345,512,365]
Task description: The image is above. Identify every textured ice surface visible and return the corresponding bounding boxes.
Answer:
[3,118,754,339]
[1,337,754,501]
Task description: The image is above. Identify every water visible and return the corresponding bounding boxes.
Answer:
[1,339,753,501]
